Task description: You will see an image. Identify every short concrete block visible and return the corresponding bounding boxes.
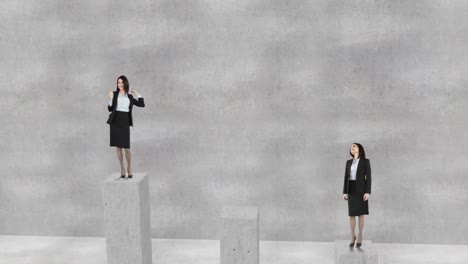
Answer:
[220,205,259,264]
[103,173,152,264]
[335,240,378,264]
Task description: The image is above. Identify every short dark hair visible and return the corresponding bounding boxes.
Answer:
[349,143,366,159]
[115,75,129,94]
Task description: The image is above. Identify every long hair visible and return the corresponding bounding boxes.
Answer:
[115,75,129,94]
[349,143,366,159]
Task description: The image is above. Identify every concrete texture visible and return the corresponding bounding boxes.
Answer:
[2,235,468,264]
[335,240,378,264]
[1,0,468,244]
[220,205,259,264]
[103,173,152,264]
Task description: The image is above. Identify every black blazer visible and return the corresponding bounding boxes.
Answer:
[342,158,371,194]
[106,91,145,127]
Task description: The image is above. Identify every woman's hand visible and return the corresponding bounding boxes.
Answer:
[363,193,370,201]
[343,194,348,200]
[109,91,114,100]
[130,89,139,96]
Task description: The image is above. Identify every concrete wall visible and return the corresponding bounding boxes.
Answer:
[1,0,467,244]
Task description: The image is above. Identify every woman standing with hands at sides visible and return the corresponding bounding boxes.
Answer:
[107,75,145,179]
[342,143,371,248]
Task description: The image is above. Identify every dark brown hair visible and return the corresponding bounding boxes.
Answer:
[115,75,129,94]
[349,143,366,159]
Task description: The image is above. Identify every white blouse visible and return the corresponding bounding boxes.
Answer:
[108,92,142,112]
[349,158,360,181]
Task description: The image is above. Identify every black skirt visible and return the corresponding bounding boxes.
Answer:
[347,180,369,216]
[109,111,130,149]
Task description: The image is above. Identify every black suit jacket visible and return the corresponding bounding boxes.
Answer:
[342,158,371,194]
[107,91,145,127]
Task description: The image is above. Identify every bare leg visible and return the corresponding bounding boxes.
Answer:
[349,216,356,241]
[357,215,365,243]
[116,147,125,175]
[124,148,132,175]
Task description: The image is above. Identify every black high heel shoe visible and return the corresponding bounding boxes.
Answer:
[128,174,133,178]
[349,235,356,247]
[356,237,362,248]
[120,174,126,179]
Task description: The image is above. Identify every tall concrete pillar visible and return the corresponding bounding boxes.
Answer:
[220,205,259,264]
[103,173,152,264]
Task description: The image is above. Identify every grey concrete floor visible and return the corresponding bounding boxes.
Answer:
[0,235,467,264]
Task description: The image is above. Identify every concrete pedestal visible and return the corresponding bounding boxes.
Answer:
[335,240,378,264]
[220,205,259,264]
[103,173,152,264]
